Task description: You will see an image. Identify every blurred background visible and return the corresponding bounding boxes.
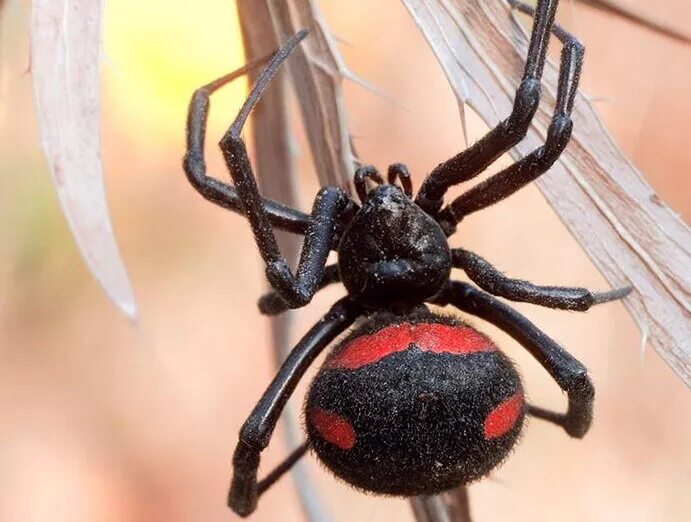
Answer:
[0,0,689,521]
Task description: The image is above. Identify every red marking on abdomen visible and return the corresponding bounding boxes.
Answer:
[309,408,356,450]
[483,392,524,440]
[327,322,496,370]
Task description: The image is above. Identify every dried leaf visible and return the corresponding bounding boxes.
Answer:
[31,0,137,319]
[401,0,690,384]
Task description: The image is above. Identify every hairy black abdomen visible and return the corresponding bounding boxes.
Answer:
[304,314,524,496]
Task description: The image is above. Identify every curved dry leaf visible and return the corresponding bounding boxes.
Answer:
[401,0,690,384]
[31,0,137,319]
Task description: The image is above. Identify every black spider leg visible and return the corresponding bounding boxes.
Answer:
[258,264,342,316]
[452,248,631,311]
[217,30,353,308]
[415,0,561,216]
[228,298,361,517]
[257,441,310,495]
[437,4,584,232]
[433,281,594,437]
[184,56,313,235]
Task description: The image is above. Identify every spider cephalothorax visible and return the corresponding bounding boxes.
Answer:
[183,0,630,517]
[338,182,452,308]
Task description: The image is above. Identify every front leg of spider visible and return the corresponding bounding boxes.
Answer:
[415,0,561,216]
[183,57,313,235]
[437,4,587,231]
[229,298,360,516]
[217,30,353,309]
[258,264,342,316]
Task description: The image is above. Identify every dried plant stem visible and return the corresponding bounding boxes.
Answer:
[236,2,331,521]
[411,489,473,522]
[576,0,691,44]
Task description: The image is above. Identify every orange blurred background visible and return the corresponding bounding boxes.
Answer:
[0,1,689,521]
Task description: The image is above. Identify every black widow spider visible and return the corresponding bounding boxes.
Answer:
[183,0,630,517]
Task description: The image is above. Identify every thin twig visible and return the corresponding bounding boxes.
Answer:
[411,490,473,522]
[268,0,360,189]
[576,0,691,44]
[236,2,331,521]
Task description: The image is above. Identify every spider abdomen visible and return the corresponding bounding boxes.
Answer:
[305,312,524,496]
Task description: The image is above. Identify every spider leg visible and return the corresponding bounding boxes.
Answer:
[437,10,584,232]
[526,404,576,429]
[258,264,342,316]
[433,281,594,438]
[183,56,312,235]
[415,0,561,215]
[229,298,360,517]
[257,440,310,495]
[217,31,354,308]
[452,248,631,311]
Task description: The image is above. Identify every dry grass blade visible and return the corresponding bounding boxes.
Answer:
[31,0,137,319]
[235,2,341,521]
[412,491,473,522]
[401,0,690,384]
[268,0,358,189]
[236,0,300,289]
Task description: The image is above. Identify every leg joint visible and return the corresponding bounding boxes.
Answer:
[542,115,573,160]
[315,185,350,209]
[183,152,206,186]
[507,78,541,135]
[239,422,271,452]
[566,371,594,402]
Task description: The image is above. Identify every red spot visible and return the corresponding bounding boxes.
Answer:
[310,408,356,450]
[327,322,495,370]
[483,393,524,440]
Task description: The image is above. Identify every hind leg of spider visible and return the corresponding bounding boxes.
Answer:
[452,248,631,311]
[434,282,594,438]
[229,298,360,517]
[437,9,584,232]
[415,0,562,215]
[256,441,310,495]
[217,31,353,308]
[526,404,576,429]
